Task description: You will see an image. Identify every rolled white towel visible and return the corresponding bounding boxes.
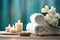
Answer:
[26,23,55,35]
[26,23,38,34]
[26,23,47,35]
[30,13,44,24]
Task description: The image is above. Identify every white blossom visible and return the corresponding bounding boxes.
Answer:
[44,13,58,27]
[45,5,49,9]
[45,5,49,12]
[48,13,54,18]
[43,5,59,27]
[41,5,49,13]
[52,18,58,26]
[44,14,51,24]
[46,14,49,17]
[54,13,59,19]
[48,7,56,15]
[41,8,48,13]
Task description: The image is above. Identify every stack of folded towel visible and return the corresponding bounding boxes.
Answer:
[26,13,53,35]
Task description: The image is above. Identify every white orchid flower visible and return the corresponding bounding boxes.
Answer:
[54,13,59,19]
[45,5,49,11]
[52,18,58,26]
[48,13,55,18]
[45,5,49,9]
[48,7,56,15]
[44,15,51,24]
[41,5,49,13]
[46,14,49,17]
[41,8,48,13]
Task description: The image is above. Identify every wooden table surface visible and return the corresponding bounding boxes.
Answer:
[0,35,60,40]
[0,31,60,40]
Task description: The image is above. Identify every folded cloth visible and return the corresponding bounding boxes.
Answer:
[26,23,55,35]
[26,23,47,35]
[30,13,44,24]
[26,23,38,34]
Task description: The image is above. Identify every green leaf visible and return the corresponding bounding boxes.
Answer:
[41,12,47,16]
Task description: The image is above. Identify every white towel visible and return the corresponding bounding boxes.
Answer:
[26,23,47,35]
[30,13,44,24]
[26,23,55,35]
[26,23,38,34]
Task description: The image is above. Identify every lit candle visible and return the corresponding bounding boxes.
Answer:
[15,20,23,32]
[6,24,11,32]
[10,25,17,33]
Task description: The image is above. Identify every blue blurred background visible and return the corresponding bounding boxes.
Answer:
[0,0,60,31]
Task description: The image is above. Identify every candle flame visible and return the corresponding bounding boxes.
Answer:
[18,20,20,23]
[8,24,11,27]
[13,25,15,28]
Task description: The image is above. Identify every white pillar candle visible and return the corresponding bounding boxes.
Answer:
[10,25,17,33]
[15,20,23,32]
[6,24,11,32]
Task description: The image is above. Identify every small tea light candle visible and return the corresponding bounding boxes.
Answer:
[10,25,17,33]
[6,24,11,32]
[15,20,23,32]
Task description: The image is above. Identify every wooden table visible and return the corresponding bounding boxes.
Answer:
[0,31,60,40]
[0,35,60,40]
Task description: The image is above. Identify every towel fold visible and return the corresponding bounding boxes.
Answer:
[26,13,60,35]
[26,23,55,35]
[30,13,44,24]
[26,23,38,34]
